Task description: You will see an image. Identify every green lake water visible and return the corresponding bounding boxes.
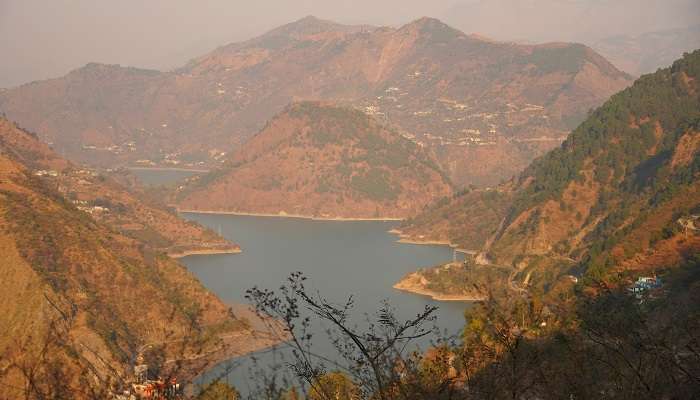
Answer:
[180,213,471,392]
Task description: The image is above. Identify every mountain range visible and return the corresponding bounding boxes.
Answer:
[0,16,632,187]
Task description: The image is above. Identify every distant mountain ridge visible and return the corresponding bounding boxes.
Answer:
[194,15,377,55]
[176,101,453,219]
[0,16,632,187]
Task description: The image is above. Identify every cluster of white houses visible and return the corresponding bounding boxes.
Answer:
[359,89,555,151]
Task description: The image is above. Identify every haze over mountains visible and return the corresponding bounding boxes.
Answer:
[0,16,632,188]
[594,25,700,76]
[1,0,696,88]
[439,1,699,77]
[441,0,699,44]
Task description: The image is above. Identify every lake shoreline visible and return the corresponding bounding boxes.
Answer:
[176,317,290,386]
[393,272,484,302]
[168,248,242,258]
[393,283,483,302]
[178,209,404,222]
[128,166,210,173]
[388,229,478,254]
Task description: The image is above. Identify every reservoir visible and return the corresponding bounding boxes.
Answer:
[180,212,471,392]
[131,168,472,390]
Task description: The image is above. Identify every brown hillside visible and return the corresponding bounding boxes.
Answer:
[0,147,263,398]
[176,102,452,219]
[0,118,239,256]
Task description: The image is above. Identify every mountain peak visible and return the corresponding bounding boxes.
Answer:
[288,15,334,29]
[297,15,324,24]
[69,62,160,78]
[401,17,466,42]
[405,17,453,30]
[411,16,445,25]
[266,15,361,38]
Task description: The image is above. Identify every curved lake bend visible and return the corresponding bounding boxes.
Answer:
[179,212,471,389]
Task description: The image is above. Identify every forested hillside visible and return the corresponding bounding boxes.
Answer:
[400,50,700,293]
[370,54,700,399]
[397,185,514,251]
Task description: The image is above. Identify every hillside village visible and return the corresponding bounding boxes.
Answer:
[360,88,565,150]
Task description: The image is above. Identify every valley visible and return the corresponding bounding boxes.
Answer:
[1,6,698,398]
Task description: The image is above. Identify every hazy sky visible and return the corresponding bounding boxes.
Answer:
[1,0,698,88]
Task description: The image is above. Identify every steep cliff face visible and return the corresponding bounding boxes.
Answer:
[0,17,632,187]
[0,118,239,256]
[0,145,253,397]
[401,50,700,289]
[176,102,452,219]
